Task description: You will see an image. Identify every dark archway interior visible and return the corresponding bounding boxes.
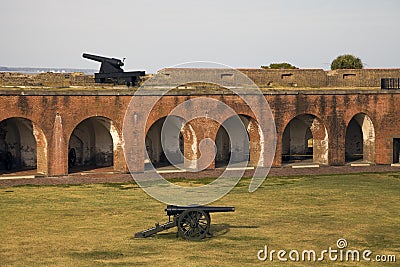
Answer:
[68,117,114,173]
[393,138,400,164]
[145,116,185,168]
[215,115,250,168]
[282,117,314,163]
[0,118,37,173]
[281,114,329,165]
[345,118,363,162]
[345,113,375,163]
[215,126,231,167]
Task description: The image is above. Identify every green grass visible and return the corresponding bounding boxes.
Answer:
[0,173,399,266]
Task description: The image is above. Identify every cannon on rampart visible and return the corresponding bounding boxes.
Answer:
[83,53,145,86]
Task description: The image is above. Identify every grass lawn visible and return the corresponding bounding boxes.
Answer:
[0,172,399,266]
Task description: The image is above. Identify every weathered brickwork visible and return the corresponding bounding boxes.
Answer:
[0,72,95,87]
[0,87,399,176]
[2,68,400,88]
[239,68,400,88]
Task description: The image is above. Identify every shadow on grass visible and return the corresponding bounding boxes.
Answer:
[209,223,231,238]
[134,223,245,240]
[70,250,125,260]
[101,183,139,190]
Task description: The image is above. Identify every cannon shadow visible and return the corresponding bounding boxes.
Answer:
[138,224,259,240]
[209,223,259,238]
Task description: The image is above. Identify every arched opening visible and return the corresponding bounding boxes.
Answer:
[68,117,118,173]
[0,117,47,175]
[345,113,375,163]
[145,116,185,169]
[394,139,400,164]
[282,114,328,165]
[215,125,231,166]
[215,115,261,168]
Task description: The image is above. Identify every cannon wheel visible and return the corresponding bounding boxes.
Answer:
[177,209,210,240]
[5,152,12,171]
[68,148,76,167]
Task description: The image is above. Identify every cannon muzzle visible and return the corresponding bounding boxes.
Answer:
[82,53,124,68]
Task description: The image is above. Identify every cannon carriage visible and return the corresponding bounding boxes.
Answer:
[135,205,235,240]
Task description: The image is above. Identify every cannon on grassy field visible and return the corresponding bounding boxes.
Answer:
[135,205,235,240]
[82,53,145,86]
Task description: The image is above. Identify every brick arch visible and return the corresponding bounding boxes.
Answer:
[144,96,186,134]
[144,115,192,167]
[214,114,262,167]
[280,113,329,165]
[66,115,121,140]
[0,116,48,175]
[67,116,124,172]
[144,96,257,133]
[144,115,202,170]
[345,112,375,163]
[344,110,377,127]
[143,97,259,170]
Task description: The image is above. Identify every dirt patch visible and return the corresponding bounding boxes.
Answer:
[0,165,398,188]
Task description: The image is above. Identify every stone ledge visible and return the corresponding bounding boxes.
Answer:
[0,86,398,96]
[291,164,320,169]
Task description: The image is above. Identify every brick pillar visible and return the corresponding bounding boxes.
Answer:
[182,123,197,169]
[374,137,385,164]
[328,114,346,166]
[48,113,67,176]
[272,115,285,167]
[257,108,277,168]
[248,118,261,166]
[185,118,219,170]
[32,123,48,175]
[125,112,145,173]
[360,114,375,163]
[109,122,126,172]
[310,118,329,165]
[114,142,126,172]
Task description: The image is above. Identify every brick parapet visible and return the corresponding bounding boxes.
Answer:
[2,68,400,89]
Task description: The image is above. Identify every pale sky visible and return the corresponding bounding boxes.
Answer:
[1,0,399,73]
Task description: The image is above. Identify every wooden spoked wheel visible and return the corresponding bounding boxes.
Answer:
[177,209,210,240]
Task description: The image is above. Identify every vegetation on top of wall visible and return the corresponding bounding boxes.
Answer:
[331,54,363,70]
[261,63,298,69]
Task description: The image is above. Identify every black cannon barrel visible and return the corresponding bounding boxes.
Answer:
[82,53,124,67]
[166,205,235,216]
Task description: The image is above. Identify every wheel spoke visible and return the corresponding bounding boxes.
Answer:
[178,209,210,240]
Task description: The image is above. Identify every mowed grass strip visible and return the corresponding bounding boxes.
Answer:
[0,173,399,266]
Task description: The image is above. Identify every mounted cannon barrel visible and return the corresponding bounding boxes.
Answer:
[82,52,145,86]
[82,53,124,73]
[134,205,235,240]
[166,205,235,216]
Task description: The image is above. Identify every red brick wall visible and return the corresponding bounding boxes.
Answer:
[0,91,399,176]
